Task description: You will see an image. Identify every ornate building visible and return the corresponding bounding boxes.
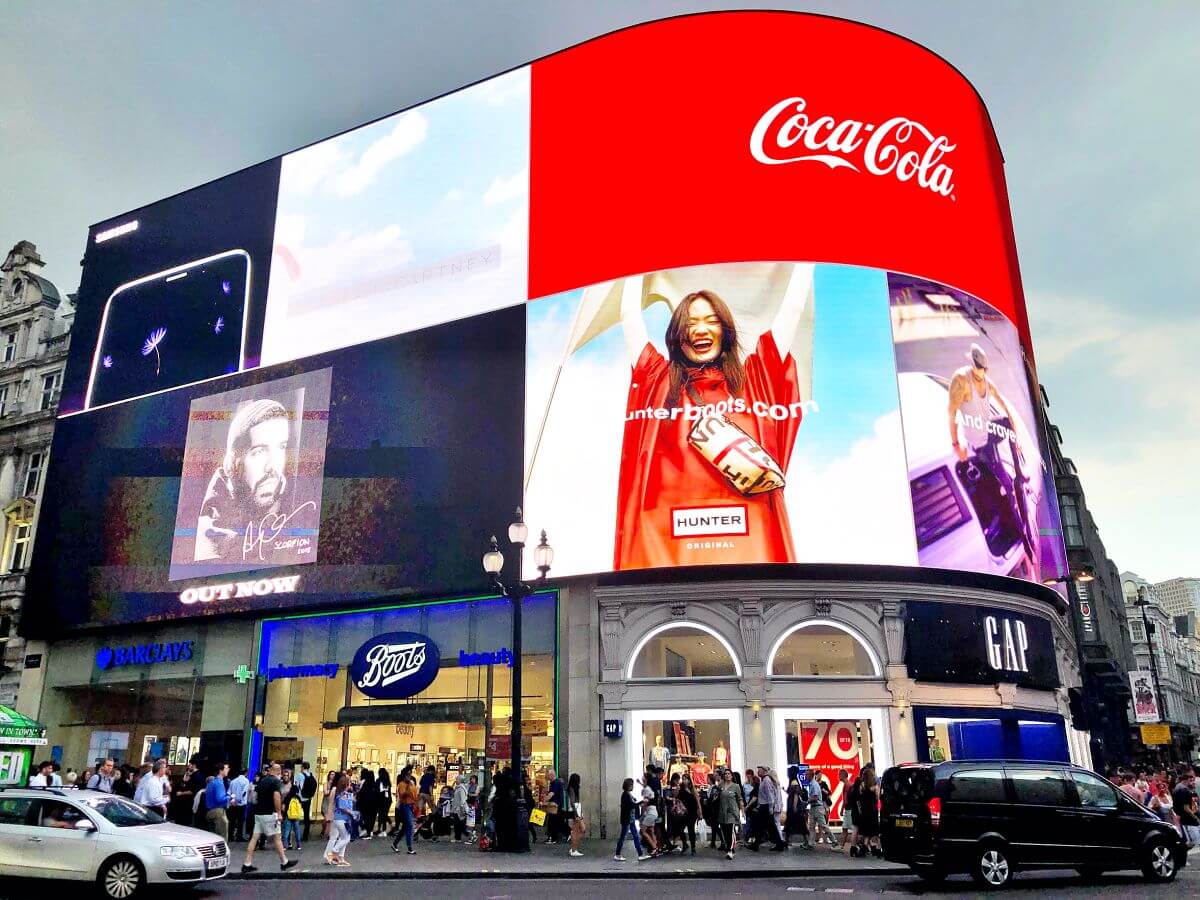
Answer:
[0,241,73,708]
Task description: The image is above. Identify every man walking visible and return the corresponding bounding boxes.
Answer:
[205,762,232,842]
[242,763,297,873]
[228,767,250,841]
[87,758,116,792]
[299,761,318,842]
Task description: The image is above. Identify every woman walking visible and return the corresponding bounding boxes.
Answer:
[671,774,699,855]
[391,768,419,854]
[450,774,470,842]
[358,768,377,839]
[324,774,354,867]
[375,768,393,837]
[566,773,585,858]
[854,766,882,858]
[321,771,338,838]
[614,777,648,861]
[717,769,744,860]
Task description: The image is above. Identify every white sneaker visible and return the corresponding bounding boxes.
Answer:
[637,854,651,861]
[726,851,734,860]
[613,854,626,861]
[569,849,583,857]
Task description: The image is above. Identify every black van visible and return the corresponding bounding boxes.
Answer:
[880,761,1187,887]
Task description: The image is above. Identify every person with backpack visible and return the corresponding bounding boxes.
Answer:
[281,768,304,852]
[784,765,811,850]
[299,761,318,842]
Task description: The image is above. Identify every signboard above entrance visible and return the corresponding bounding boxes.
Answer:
[349,632,441,700]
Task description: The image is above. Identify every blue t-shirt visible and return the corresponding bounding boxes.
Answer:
[334,792,356,823]
[419,773,435,794]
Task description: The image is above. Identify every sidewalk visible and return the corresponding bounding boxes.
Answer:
[231,835,906,880]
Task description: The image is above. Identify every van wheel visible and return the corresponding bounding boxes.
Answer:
[971,843,1013,888]
[1142,840,1178,883]
[98,855,145,900]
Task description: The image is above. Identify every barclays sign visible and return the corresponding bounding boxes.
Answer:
[96,640,194,670]
[350,632,441,700]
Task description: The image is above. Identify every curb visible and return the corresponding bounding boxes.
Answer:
[230,865,910,881]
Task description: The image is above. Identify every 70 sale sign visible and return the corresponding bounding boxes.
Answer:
[799,721,864,821]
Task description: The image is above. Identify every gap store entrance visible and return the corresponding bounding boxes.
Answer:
[255,594,557,821]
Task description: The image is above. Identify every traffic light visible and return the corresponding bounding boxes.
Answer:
[1068,686,1090,731]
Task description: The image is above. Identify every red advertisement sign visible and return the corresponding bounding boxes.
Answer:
[799,721,864,821]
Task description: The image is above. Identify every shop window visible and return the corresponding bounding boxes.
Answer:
[629,624,739,679]
[781,717,876,824]
[1009,768,1070,805]
[1073,771,1118,809]
[947,769,1005,803]
[641,716,731,783]
[768,623,878,677]
[925,717,1002,761]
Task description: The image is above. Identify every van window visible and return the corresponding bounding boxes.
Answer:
[947,769,1006,803]
[1073,771,1119,809]
[1008,768,1071,805]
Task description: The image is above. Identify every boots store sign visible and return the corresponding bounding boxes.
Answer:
[350,632,441,700]
[904,603,1058,690]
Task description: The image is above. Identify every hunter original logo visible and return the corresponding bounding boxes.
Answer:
[349,631,441,699]
[671,505,749,538]
[750,96,957,199]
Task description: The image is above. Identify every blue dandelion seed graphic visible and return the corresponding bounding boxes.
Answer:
[214,316,224,335]
[221,280,232,296]
[102,355,113,369]
[142,327,167,375]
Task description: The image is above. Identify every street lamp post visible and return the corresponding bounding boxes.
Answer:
[482,507,553,853]
[1135,586,1170,728]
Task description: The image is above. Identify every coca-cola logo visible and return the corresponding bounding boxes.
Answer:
[349,631,441,699]
[750,96,956,199]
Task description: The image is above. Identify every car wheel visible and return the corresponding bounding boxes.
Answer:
[971,843,1013,888]
[98,855,145,900]
[1142,840,1178,883]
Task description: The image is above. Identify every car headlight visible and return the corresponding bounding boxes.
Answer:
[159,845,199,858]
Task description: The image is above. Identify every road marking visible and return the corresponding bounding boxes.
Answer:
[785,889,816,893]
[825,891,854,895]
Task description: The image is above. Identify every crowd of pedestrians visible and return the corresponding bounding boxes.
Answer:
[612,761,879,863]
[1108,763,1200,848]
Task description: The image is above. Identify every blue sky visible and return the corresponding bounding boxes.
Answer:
[2,0,1196,579]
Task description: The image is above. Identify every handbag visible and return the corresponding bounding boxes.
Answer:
[688,413,785,495]
[529,808,547,826]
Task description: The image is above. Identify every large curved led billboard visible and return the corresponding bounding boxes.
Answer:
[28,11,1066,633]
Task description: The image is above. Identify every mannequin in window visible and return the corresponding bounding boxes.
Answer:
[649,734,671,772]
[712,740,728,770]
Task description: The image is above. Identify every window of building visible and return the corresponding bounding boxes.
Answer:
[23,451,44,497]
[1060,494,1084,547]
[0,385,8,417]
[2,498,34,573]
[768,623,878,677]
[1130,621,1145,643]
[2,329,16,363]
[40,372,60,411]
[629,624,739,678]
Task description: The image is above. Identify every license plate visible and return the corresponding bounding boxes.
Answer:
[894,817,914,828]
[207,857,228,874]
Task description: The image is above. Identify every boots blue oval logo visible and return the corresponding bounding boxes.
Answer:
[349,632,440,699]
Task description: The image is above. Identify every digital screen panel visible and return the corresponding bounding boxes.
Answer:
[32,11,1068,633]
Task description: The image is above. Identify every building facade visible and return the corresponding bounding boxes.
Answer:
[1154,578,1200,620]
[0,241,71,710]
[1121,572,1200,763]
[1044,391,1135,770]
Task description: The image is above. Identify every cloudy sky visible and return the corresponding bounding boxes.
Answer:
[2,1,1195,581]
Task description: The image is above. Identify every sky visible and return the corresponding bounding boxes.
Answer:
[1,0,1196,581]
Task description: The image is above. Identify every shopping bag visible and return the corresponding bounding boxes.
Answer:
[529,808,547,826]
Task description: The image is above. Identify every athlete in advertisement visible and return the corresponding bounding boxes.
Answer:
[615,267,810,570]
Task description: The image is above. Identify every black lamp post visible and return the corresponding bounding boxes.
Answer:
[1135,586,1170,728]
[482,507,553,853]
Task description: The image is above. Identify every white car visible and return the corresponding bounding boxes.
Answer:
[0,787,227,898]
